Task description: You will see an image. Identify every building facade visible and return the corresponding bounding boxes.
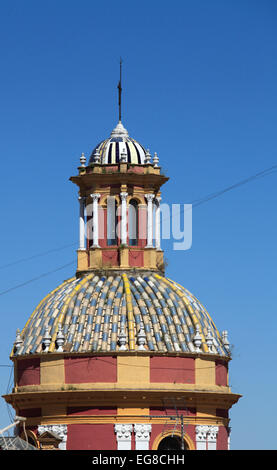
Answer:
[3,119,241,450]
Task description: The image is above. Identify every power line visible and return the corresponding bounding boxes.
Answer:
[0,261,75,297]
[0,243,77,270]
[0,164,275,297]
[1,164,275,271]
[149,164,277,228]
[191,165,277,209]
[162,164,277,222]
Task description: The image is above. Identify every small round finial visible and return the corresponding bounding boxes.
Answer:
[137,322,147,351]
[118,324,128,351]
[222,330,230,352]
[80,152,86,167]
[14,329,23,353]
[193,324,202,352]
[153,152,159,167]
[93,147,101,164]
[145,149,151,164]
[205,327,213,352]
[42,326,51,353]
[56,323,65,352]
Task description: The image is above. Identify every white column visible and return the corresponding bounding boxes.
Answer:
[145,194,155,248]
[78,196,86,250]
[195,425,208,450]
[120,192,128,245]
[155,196,161,250]
[207,426,219,450]
[227,426,231,450]
[196,425,219,450]
[91,193,100,247]
[114,424,132,450]
[134,424,151,450]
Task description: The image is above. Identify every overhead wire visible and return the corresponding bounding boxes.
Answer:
[190,164,277,209]
[1,164,275,276]
[0,164,274,301]
[0,243,77,271]
[160,164,277,223]
[0,261,75,297]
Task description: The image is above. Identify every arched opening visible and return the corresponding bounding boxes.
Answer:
[107,197,118,246]
[157,435,187,451]
[128,199,138,246]
[20,430,39,449]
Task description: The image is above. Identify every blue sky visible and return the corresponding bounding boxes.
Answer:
[0,0,276,449]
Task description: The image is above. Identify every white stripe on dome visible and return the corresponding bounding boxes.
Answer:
[132,140,146,164]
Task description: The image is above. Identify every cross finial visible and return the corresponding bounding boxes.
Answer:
[117,57,123,122]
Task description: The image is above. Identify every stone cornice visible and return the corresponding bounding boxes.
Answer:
[3,387,241,411]
[10,350,232,363]
[70,171,169,193]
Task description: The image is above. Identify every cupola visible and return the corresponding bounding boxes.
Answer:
[71,119,167,274]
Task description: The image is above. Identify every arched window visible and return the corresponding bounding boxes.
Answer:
[158,436,186,451]
[107,197,118,246]
[128,199,138,246]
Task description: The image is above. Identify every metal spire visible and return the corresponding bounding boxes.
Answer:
[117,57,122,122]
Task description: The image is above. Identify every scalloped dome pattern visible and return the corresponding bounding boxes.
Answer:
[15,273,229,357]
[89,121,147,165]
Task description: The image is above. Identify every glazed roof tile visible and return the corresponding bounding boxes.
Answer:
[13,273,229,357]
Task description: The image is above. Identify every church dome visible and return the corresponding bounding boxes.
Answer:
[4,71,240,452]
[88,121,147,165]
[14,272,229,357]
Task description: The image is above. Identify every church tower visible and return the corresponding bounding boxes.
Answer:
[3,76,241,450]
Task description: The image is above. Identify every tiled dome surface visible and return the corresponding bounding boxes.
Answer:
[15,273,229,357]
[89,121,147,165]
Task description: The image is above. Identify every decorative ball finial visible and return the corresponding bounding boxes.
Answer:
[42,326,51,353]
[56,323,65,352]
[80,152,86,167]
[118,324,128,351]
[205,327,213,353]
[145,149,151,165]
[222,330,230,352]
[193,324,202,352]
[137,322,147,351]
[93,147,101,164]
[153,152,159,167]
[14,329,23,353]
